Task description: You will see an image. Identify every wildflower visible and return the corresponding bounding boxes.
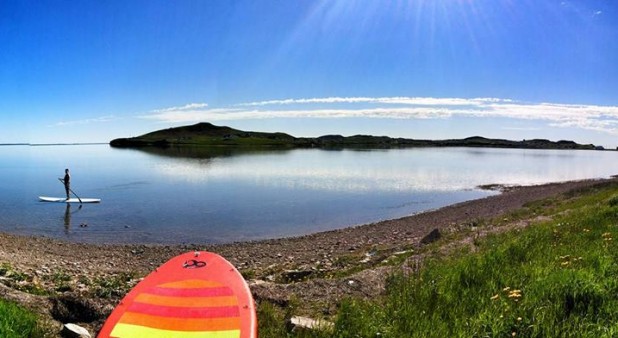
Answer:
[583,228,590,233]
[508,290,522,299]
[517,317,522,321]
[512,332,517,336]
[561,261,570,266]
[503,286,510,292]
[491,294,500,300]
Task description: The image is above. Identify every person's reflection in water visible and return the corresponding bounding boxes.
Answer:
[64,203,71,233]
[63,203,82,233]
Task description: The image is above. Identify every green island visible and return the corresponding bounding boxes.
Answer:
[110,122,603,150]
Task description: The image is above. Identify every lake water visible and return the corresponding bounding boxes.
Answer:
[1,145,617,244]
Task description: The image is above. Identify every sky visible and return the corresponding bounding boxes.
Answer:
[1,0,618,147]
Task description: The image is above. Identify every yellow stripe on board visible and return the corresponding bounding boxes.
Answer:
[135,294,238,307]
[159,279,223,289]
[118,312,241,332]
[110,323,240,338]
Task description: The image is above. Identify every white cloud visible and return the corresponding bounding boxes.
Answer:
[501,126,541,132]
[139,97,618,135]
[151,103,208,113]
[138,108,243,123]
[53,115,118,127]
[237,96,513,107]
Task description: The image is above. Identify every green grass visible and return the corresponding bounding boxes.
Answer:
[258,182,618,337]
[0,299,43,338]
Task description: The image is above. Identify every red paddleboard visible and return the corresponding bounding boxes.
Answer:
[98,251,257,338]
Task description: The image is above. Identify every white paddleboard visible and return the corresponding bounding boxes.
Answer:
[39,196,101,203]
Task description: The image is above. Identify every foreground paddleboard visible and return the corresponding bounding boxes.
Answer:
[39,196,101,203]
[98,251,257,338]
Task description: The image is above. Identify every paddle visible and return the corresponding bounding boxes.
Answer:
[58,178,82,204]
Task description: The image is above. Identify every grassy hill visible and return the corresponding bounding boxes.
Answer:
[110,122,599,150]
[110,122,299,147]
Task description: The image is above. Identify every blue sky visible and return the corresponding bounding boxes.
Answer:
[1,0,618,147]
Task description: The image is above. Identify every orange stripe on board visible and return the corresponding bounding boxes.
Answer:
[118,311,241,331]
[135,294,238,307]
[159,279,223,289]
[148,286,235,297]
[126,302,240,318]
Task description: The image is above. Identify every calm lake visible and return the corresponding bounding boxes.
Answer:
[1,145,617,244]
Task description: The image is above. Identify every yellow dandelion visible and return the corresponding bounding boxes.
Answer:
[508,290,522,298]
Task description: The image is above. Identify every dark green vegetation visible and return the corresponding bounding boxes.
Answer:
[259,182,618,337]
[110,122,599,150]
[0,299,43,338]
[110,123,299,148]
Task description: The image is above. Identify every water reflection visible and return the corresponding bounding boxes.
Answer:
[116,145,294,160]
[5,144,618,244]
[136,147,612,193]
[64,204,70,230]
[63,203,82,233]
[152,159,469,192]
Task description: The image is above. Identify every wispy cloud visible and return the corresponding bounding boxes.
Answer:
[138,97,618,135]
[53,115,118,127]
[151,103,208,113]
[501,126,542,132]
[237,97,512,107]
[138,108,243,123]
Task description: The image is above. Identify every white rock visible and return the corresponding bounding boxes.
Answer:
[290,316,334,330]
[61,323,91,338]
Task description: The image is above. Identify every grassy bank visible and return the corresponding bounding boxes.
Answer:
[0,299,43,338]
[259,182,618,337]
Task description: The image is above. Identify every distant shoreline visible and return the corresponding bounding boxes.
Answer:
[110,122,607,151]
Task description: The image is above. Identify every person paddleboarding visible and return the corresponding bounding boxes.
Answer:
[61,168,70,200]
[39,169,99,204]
